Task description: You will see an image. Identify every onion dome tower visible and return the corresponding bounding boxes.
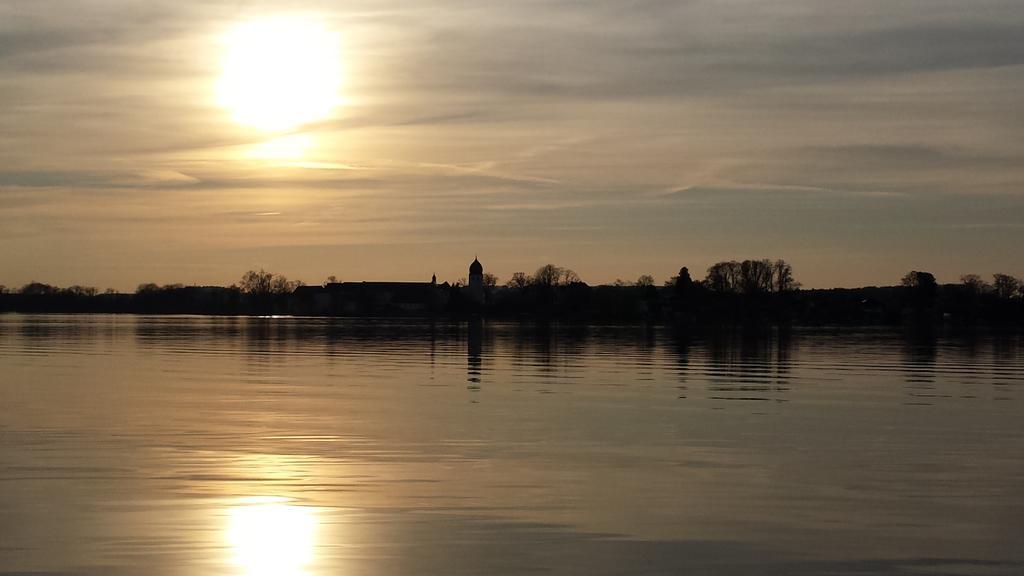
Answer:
[469,257,484,289]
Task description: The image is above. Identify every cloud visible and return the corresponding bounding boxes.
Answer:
[0,0,1023,288]
[365,0,1024,103]
[0,169,200,189]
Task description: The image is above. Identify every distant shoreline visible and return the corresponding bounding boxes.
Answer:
[2,282,1022,328]
[6,261,1021,326]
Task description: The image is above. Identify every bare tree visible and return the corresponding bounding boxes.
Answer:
[269,275,291,294]
[65,285,98,297]
[740,259,774,294]
[483,273,498,288]
[528,264,582,287]
[705,261,740,293]
[506,272,530,290]
[636,275,655,287]
[960,274,990,294]
[239,269,297,295]
[533,264,564,287]
[772,260,799,292]
[19,282,58,295]
[992,273,1022,299]
[705,259,798,294]
[239,269,273,294]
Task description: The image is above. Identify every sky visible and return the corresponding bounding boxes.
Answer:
[1,0,1023,290]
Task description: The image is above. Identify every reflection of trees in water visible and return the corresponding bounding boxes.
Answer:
[631,325,658,387]
[497,323,590,392]
[895,327,1024,404]
[511,323,585,366]
[132,317,457,369]
[703,327,792,404]
[481,323,671,393]
[13,316,110,351]
[897,328,1024,405]
[991,332,1022,364]
[669,328,691,398]
[467,318,483,389]
[900,326,939,404]
[775,327,792,383]
[953,330,1022,401]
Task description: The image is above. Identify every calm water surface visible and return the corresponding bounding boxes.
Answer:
[1,314,1023,575]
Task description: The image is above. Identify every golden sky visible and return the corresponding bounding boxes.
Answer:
[1,0,1023,290]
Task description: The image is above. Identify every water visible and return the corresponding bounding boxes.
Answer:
[1,314,1023,576]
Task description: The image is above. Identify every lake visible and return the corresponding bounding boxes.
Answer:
[1,314,1023,575]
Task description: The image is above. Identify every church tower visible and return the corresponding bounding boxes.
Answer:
[469,257,484,289]
[465,257,485,305]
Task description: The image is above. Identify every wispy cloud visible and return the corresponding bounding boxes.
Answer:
[1,0,1023,288]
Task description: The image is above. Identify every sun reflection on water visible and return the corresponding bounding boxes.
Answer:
[226,497,317,576]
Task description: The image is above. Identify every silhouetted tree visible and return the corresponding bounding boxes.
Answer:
[532,264,579,287]
[483,273,498,288]
[239,269,297,295]
[533,265,561,287]
[667,266,700,322]
[271,275,302,294]
[992,274,1022,299]
[901,270,937,290]
[240,269,273,294]
[65,285,98,297]
[705,261,741,293]
[960,274,991,294]
[20,282,58,295]
[772,259,799,292]
[949,274,990,323]
[740,259,775,294]
[506,272,530,290]
[638,274,660,316]
[237,269,298,314]
[900,270,938,315]
[325,275,338,285]
[674,267,693,290]
[704,259,798,295]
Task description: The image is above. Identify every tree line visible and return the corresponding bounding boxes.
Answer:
[2,261,1023,325]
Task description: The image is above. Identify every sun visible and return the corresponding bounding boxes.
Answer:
[218,17,343,131]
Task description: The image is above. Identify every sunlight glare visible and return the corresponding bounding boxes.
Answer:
[247,134,313,161]
[219,17,342,131]
[226,499,317,576]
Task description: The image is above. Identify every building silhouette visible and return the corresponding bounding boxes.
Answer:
[469,257,483,289]
[286,257,488,315]
[465,257,485,304]
[289,276,450,316]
